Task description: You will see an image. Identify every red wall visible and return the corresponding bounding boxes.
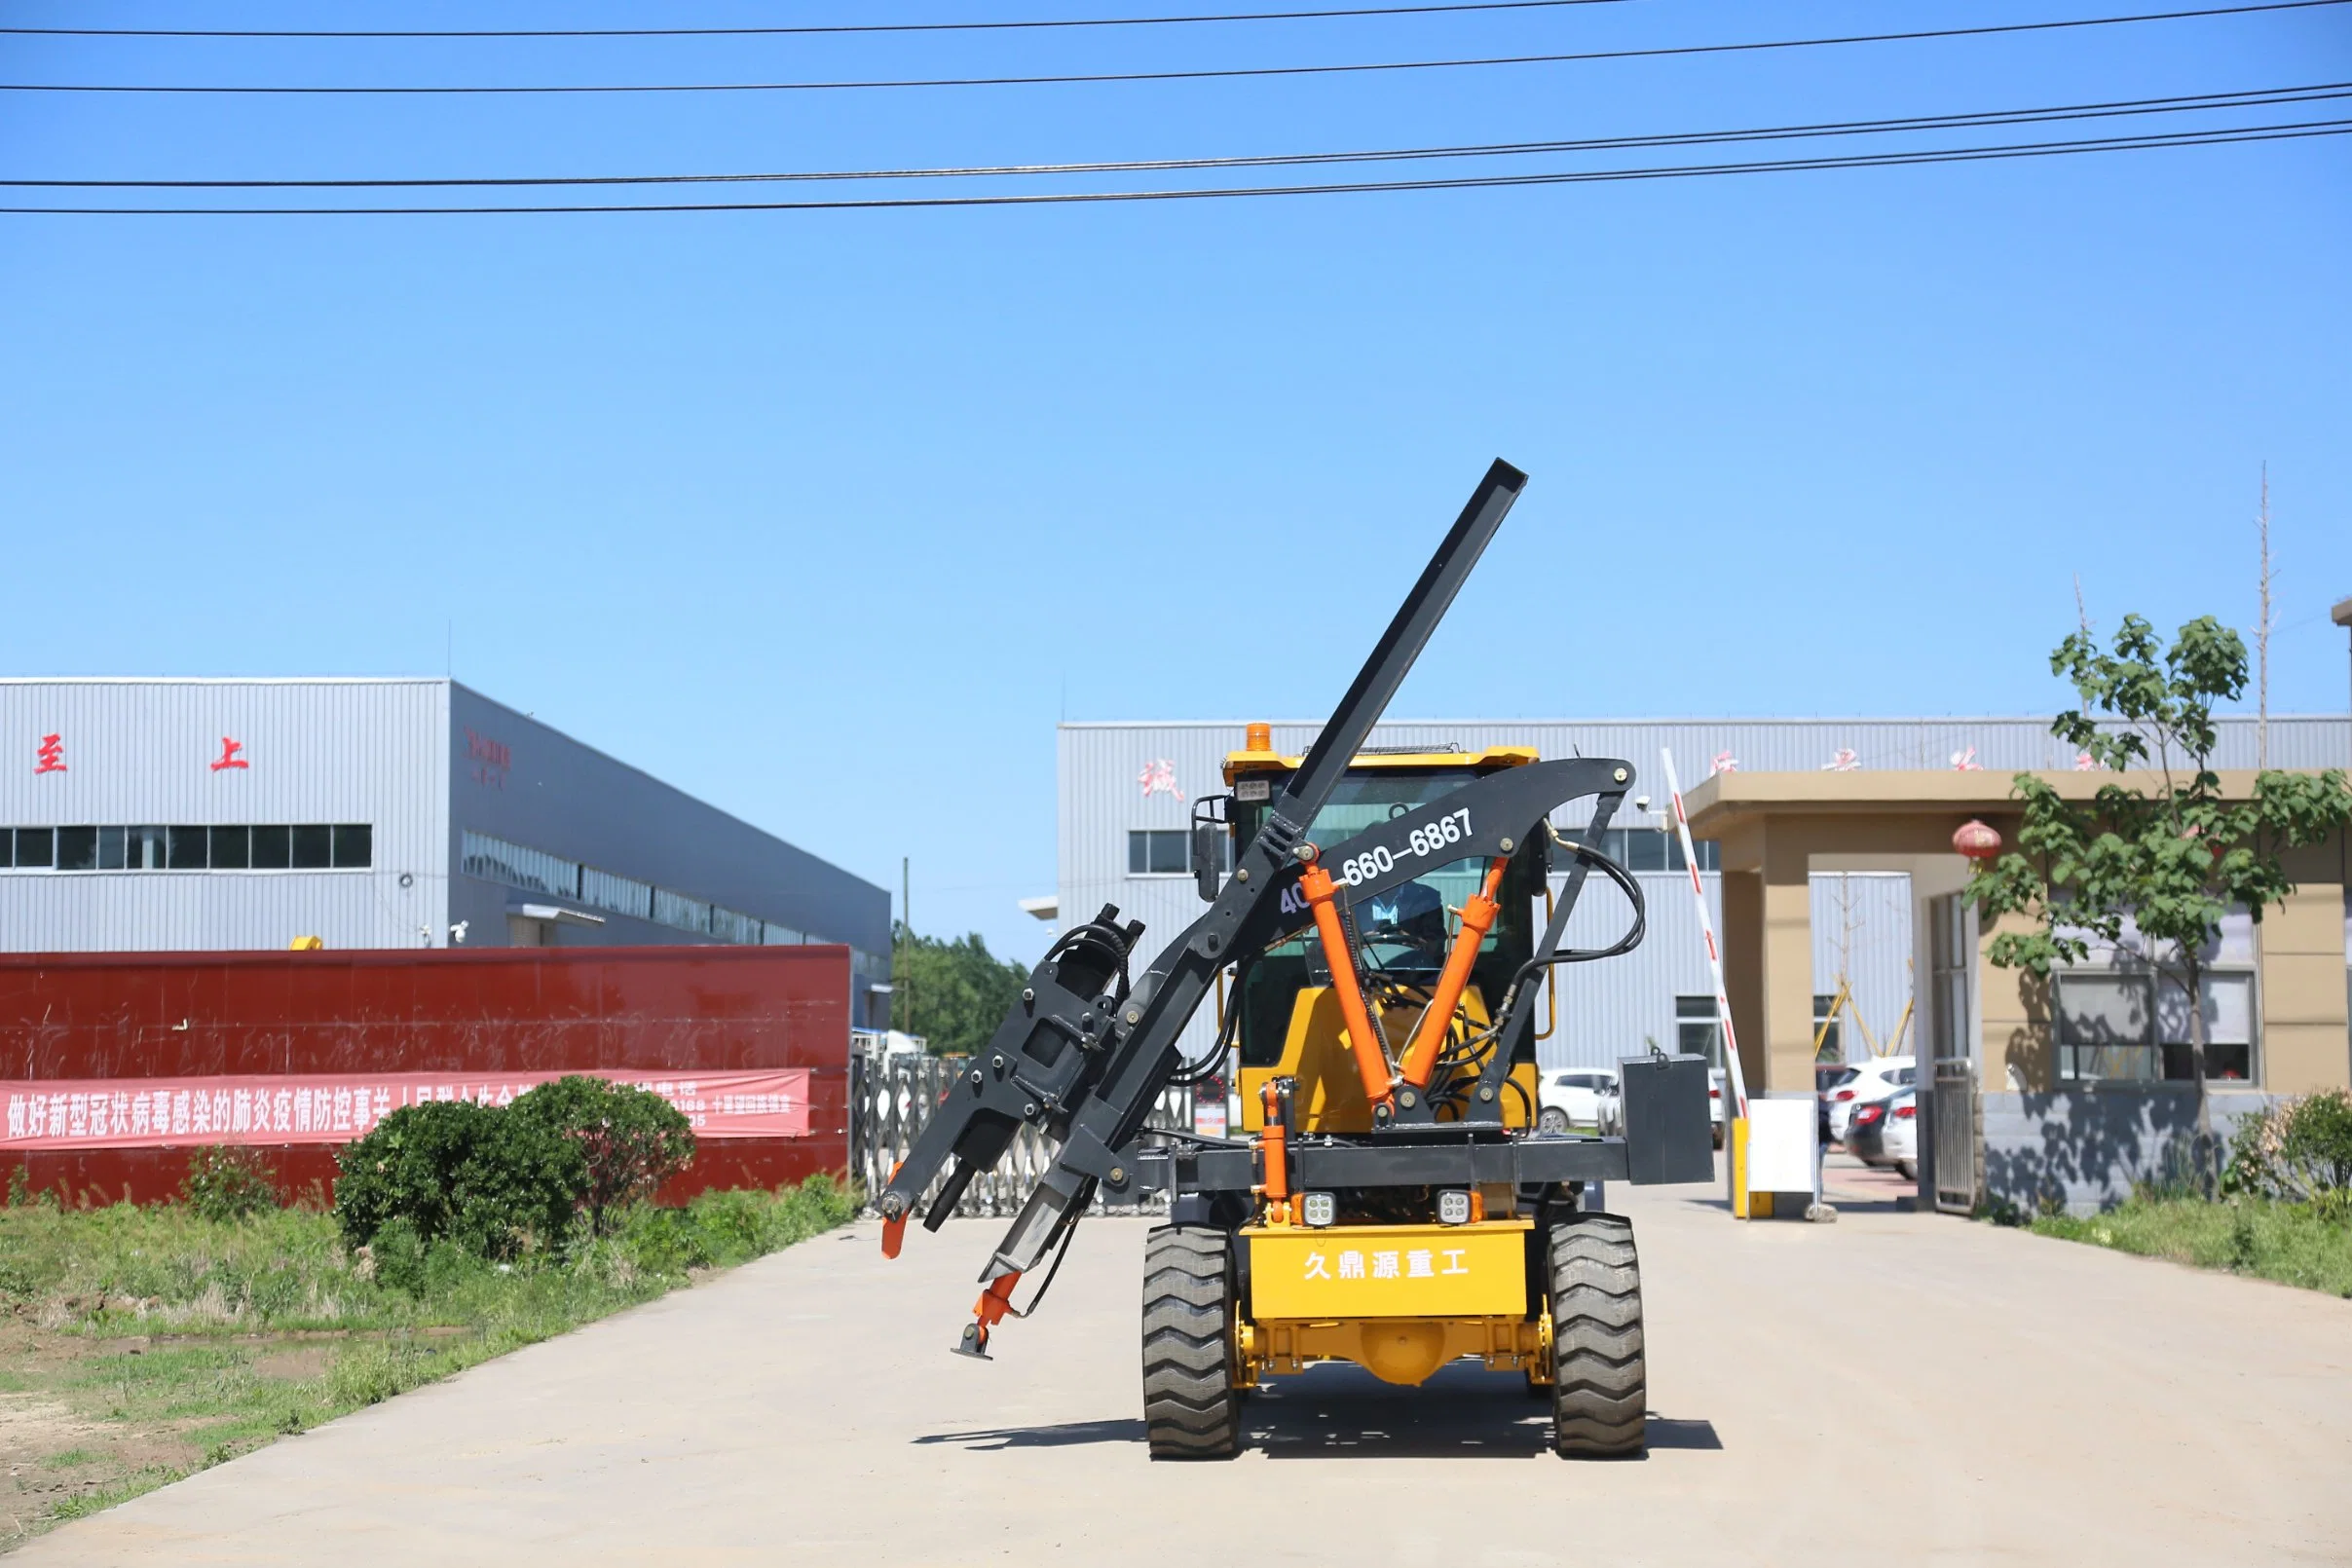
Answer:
[0,945,851,1207]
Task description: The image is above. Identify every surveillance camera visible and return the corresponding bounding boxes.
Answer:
[1634,796,1652,812]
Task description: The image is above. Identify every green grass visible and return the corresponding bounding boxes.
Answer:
[0,1177,855,1549]
[2030,1195,2352,1297]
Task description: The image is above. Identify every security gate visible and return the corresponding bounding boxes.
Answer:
[848,1048,1195,1218]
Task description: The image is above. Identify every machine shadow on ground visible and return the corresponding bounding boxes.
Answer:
[915,1363,1721,1461]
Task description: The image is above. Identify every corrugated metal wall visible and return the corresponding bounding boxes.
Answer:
[0,679,448,952]
[447,685,892,966]
[1059,716,2343,1073]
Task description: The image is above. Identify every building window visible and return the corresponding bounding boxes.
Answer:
[1813,992,1842,1064]
[1564,827,1719,873]
[291,825,332,870]
[581,865,653,921]
[461,830,579,898]
[653,887,712,935]
[1129,829,1189,876]
[709,906,761,946]
[1675,994,1725,1067]
[464,828,776,948]
[2054,970,2257,1083]
[1126,828,1231,877]
[7,828,53,869]
[3,824,372,872]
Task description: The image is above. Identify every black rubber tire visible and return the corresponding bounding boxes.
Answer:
[1546,1213,1647,1458]
[1537,1107,1571,1135]
[1141,1225,1241,1460]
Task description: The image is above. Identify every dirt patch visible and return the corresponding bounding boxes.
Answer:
[250,1348,331,1382]
[0,1396,104,1458]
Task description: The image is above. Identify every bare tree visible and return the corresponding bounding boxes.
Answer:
[2255,465,2274,768]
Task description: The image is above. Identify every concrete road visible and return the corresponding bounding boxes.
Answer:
[19,1177,2352,1567]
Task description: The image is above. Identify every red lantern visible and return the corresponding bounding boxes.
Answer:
[1953,819,2002,863]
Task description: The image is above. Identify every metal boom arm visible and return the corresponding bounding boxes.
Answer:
[877,461,1530,1300]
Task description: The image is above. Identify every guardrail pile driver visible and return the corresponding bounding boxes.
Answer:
[877,461,1714,1458]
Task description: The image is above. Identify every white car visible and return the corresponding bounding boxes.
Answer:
[1848,1087,1919,1179]
[1537,1066,1619,1133]
[1823,1056,1917,1142]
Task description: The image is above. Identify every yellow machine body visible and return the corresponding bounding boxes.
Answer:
[1220,742,1564,1392]
[1236,985,1538,1135]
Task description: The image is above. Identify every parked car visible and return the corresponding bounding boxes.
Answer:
[1823,1056,1916,1143]
[1538,1066,1619,1133]
[1845,1087,1918,1178]
[1706,1067,1726,1148]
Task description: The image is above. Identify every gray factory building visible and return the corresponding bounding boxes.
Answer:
[1060,715,2347,1074]
[0,679,893,1025]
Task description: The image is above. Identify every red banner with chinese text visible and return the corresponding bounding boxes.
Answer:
[0,1068,813,1152]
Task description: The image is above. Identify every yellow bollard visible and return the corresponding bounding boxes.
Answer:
[1730,1117,1773,1219]
[1731,1117,1749,1218]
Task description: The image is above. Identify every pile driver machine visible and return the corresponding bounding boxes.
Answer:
[877,461,1714,1458]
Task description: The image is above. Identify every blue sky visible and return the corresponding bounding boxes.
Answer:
[2,1,2347,963]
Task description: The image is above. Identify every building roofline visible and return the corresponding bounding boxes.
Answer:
[0,676,445,687]
[1058,714,2347,729]
[451,683,889,901]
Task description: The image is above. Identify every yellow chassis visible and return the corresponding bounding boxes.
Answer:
[1236,1219,1551,1388]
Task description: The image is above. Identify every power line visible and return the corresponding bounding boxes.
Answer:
[5,1,2341,95]
[6,83,2341,187]
[1,0,1635,40]
[6,119,2341,213]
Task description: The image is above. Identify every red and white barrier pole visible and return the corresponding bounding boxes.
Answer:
[1661,749,1747,1122]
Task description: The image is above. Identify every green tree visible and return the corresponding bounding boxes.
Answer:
[1967,614,2352,1187]
[890,922,1030,1056]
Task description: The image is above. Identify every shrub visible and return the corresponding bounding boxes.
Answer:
[2224,1090,2352,1205]
[179,1145,280,1222]
[333,1100,583,1261]
[510,1077,694,1236]
[368,1214,429,1295]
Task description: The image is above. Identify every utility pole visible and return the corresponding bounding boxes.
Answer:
[2256,466,2274,769]
[2332,597,2352,731]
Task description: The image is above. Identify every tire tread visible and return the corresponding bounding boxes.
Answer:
[1141,1224,1240,1460]
[1547,1213,1647,1458]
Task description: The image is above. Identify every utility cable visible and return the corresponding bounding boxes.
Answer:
[7,119,2341,212]
[3,1,2340,95]
[5,82,2337,188]
[1,0,1637,40]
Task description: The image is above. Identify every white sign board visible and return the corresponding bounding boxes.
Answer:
[1744,1099,1817,1194]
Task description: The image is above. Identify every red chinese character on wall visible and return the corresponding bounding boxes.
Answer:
[33,734,65,774]
[465,727,510,790]
[210,737,249,771]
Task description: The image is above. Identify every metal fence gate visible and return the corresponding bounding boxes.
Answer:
[848,1050,1195,1219]
[1927,893,1981,1214]
[1931,1060,1980,1214]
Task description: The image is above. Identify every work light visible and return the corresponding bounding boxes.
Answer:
[1301,1191,1336,1227]
[1437,1189,1473,1225]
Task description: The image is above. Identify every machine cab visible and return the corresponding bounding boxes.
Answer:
[1219,728,1551,1134]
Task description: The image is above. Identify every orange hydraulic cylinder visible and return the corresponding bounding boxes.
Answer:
[1399,858,1509,1090]
[1258,1081,1290,1208]
[1298,860,1396,1112]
